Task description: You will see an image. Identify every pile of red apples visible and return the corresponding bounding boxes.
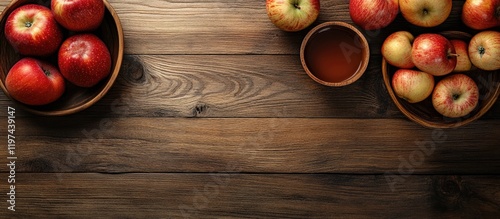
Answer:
[349,0,499,31]
[366,0,500,119]
[383,30,499,118]
[4,0,111,106]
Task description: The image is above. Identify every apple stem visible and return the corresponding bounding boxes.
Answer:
[453,94,460,101]
[25,21,33,28]
[43,69,51,77]
[478,46,486,58]
[294,3,301,10]
[448,53,459,58]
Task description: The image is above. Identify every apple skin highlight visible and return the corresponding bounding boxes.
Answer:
[266,0,320,32]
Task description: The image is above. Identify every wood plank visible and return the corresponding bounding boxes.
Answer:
[89,54,406,118]
[110,0,299,55]
[3,173,500,218]
[2,55,498,118]
[1,117,499,174]
[109,0,470,55]
[0,54,407,118]
[0,0,468,55]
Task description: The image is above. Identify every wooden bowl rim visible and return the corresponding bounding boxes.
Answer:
[300,21,370,87]
[0,0,124,116]
[382,31,500,128]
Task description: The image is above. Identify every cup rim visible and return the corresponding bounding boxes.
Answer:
[300,21,370,87]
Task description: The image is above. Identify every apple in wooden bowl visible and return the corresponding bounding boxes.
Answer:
[0,0,124,116]
[382,31,500,128]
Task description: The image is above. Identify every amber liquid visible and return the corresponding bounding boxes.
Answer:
[304,26,365,83]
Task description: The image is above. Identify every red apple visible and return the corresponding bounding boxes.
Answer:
[468,30,500,71]
[4,4,63,56]
[51,0,105,32]
[432,74,479,118]
[462,0,500,30]
[58,34,112,87]
[382,31,415,68]
[450,39,472,72]
[392,69,435,103]
[5,57,65,106]
[349,0,399,30]
[411,33,457,76]
[266,0,320,32]
[399,0,452,27]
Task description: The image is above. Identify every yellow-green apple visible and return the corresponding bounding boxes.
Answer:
[399,0,452,27]
[392,69,435,103]
[382,31,415,68]
[5,57,65,106]
[4,4,63,56]
[432,74,479,118]
[450,39,472,72]
[468,30,500,71]
[266,0,320,32]
[51,0,105,32]
[462,0,500,30]
[411,33,457,76]
[58,34,111,87]
[349,0,399,30]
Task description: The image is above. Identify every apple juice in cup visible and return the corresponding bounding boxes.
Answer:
[303,25,367,83]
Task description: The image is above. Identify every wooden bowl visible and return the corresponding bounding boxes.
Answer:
[0,0,124,116]
[382,31,500,128]
[300,21,370,87]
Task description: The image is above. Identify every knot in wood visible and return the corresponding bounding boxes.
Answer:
[122,56,146,84]
[193,103,209,117]
[432,176,471,210]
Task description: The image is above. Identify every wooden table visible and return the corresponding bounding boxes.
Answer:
[2,0,500,218]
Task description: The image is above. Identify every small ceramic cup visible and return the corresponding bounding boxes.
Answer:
[300,21,370,87]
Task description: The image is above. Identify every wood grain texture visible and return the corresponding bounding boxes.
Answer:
[1,0,499,217]
[105,0,470,55]
[1,117,499,174]
[0,54,409,118]
[0,0,477,55]
[3,173,500,218]
[87,54,404,118]
[2,55,499,118]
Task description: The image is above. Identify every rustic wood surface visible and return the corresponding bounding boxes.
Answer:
[1,0,499,218]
